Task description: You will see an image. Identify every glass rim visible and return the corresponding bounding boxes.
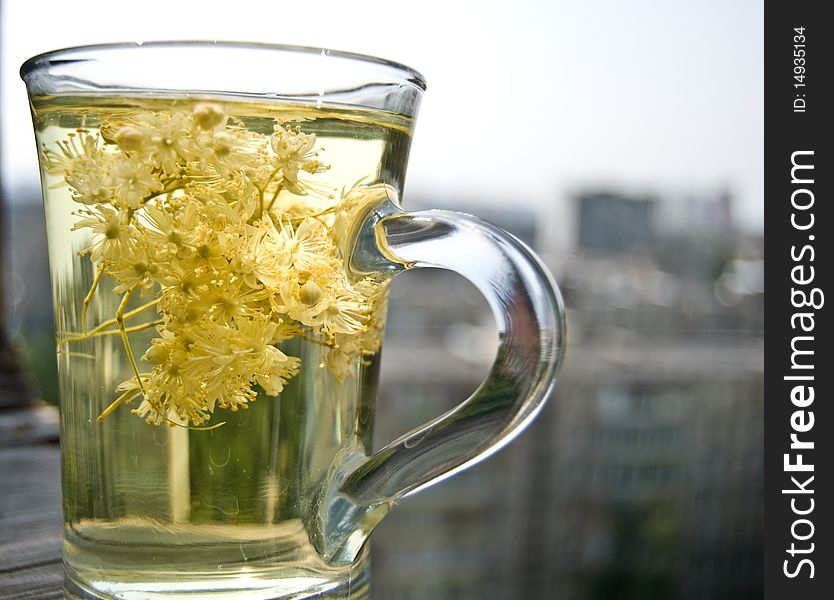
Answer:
[20,40,427,92]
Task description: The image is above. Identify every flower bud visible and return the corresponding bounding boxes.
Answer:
[299,281,323,305]
[193,102,226,130]
[114,126,145,152]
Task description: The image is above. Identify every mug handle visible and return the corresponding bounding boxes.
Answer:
[321,193,566,563]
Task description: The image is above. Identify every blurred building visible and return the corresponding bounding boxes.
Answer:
[575,191,655,255]
[371,190,763,599]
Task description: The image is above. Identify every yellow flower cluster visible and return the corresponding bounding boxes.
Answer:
[45,102,389,427]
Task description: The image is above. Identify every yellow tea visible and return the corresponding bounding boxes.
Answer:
[33,94,413,598]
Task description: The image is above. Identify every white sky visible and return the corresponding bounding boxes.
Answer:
[1,0,763,232]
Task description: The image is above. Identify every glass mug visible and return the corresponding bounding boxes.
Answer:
[21,42,565,599]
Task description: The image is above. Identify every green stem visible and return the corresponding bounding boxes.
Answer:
[162,415,227,431]
[265,181,285,214]
[116,288,146,395]
[297,333,334,348]
[255,167,283,220]
[60,319,163,345]
[142,177,184,206]
[67,297,160,343]
[287,206,337,224]
[81,263,105,334]
[97,388,141,422]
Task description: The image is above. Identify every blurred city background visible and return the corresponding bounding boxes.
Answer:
[1,1,762,599]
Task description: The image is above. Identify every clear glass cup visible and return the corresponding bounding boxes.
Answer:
[20,42,566,599]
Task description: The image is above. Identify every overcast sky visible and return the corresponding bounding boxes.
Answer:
[1,0,762,232]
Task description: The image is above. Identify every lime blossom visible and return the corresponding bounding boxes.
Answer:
[49,103,390,426]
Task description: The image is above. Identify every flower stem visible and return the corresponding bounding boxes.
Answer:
[64,297,160,344]
[97,387,141,422]
[287,206,337,224]
[265,182,285,214]
[142,177,184,206]
[81,263,105,334]
[297,332,334,348]
[116,288,146,395]
[162,415,227,431]
[256,167,283,219]
[60,319,163,345]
